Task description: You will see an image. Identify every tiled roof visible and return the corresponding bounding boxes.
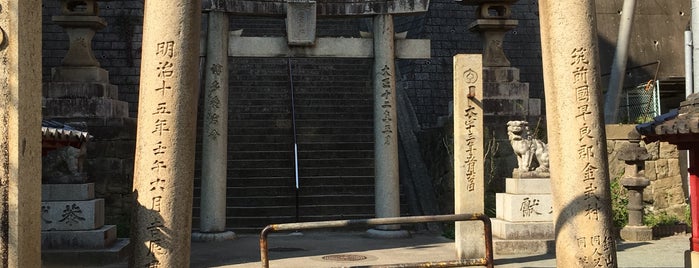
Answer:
[41,120,92,143]
[637,93,699,144]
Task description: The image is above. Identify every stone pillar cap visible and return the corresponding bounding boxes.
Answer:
[620,177,650,187]
[52,15,107,29]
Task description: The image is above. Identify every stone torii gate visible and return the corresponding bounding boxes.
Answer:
[195,0,431,240]
[132,0,431,266]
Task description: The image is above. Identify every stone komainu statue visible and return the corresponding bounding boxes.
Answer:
[507,120,549,175]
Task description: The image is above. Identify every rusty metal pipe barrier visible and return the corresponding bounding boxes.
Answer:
[259,213,493,268]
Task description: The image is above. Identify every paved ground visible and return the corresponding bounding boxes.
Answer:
[45,231,692,267]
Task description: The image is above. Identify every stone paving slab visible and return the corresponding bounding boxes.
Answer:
[43,231,692,268]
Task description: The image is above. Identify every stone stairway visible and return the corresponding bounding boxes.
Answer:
[193,58,379,233]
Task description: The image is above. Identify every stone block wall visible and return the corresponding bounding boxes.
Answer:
[606,125,688,220]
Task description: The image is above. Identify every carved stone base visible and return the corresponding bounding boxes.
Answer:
[191,231,237,242]
[365,228,411,239]
[620,226,653,241]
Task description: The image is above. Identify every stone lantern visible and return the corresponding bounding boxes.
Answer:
[51,0,109,83]
[618,130,652,241]
[456,0,519,67]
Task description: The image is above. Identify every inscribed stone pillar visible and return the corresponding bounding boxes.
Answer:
[453,54,485,259]
[539,1,618,266]
[0,0,42,267]
[130,1,201,267]
[371,14,403,234]
[192,10,236,242]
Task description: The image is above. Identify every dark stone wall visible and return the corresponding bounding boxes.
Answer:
[401,0,543,127]
[42,0,544,127]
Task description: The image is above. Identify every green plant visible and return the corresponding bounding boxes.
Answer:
[610,175,628,228]
[643,210,683,227]
[685,205,692,227]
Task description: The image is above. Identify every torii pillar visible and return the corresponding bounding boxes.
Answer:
[0,0,42,266]
[130,1,201,267]
[539,0,618,266]
[367,13,410,238]
[192,4,236,242]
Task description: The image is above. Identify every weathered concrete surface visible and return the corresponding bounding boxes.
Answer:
[0,0,42,267]
[539,0,618,266]
[130,0,201,267]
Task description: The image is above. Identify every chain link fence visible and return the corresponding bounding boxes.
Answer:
[617,80,660,124]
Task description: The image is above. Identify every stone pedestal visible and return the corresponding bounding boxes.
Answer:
[492,177,554,254]
[41,1,133,265]
[41,183,117,249]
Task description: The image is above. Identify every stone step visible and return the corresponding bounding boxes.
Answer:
[193,194,375,207]
[42,225,117,249]
[194,176,374,188]
[222,184,375,196]
[206,204,376,217]
[229,158,373,169]
[230,91,370,100]
[228,119,372,128]
[230,126,373,136]
[491,218,554,240]
[230,141,373,151]
[41,238,131,266]
[297,134,374,143]
[230,98,372,107]
[219,214,376,233]
[493,238,555,255]
[228,149,373,159]
[230,166,374,178]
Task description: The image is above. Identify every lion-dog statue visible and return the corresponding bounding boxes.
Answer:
[507,120,549,175]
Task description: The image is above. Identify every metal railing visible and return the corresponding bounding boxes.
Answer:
[260,213,493,268]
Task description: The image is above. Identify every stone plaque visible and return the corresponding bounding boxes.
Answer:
[41,199,105,231]
[286,0,316,46]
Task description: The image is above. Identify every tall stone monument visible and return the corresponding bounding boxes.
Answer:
[453,54,485,258]
[0,0,42,266]
[130,1,201,267]
[539,0,618,266]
